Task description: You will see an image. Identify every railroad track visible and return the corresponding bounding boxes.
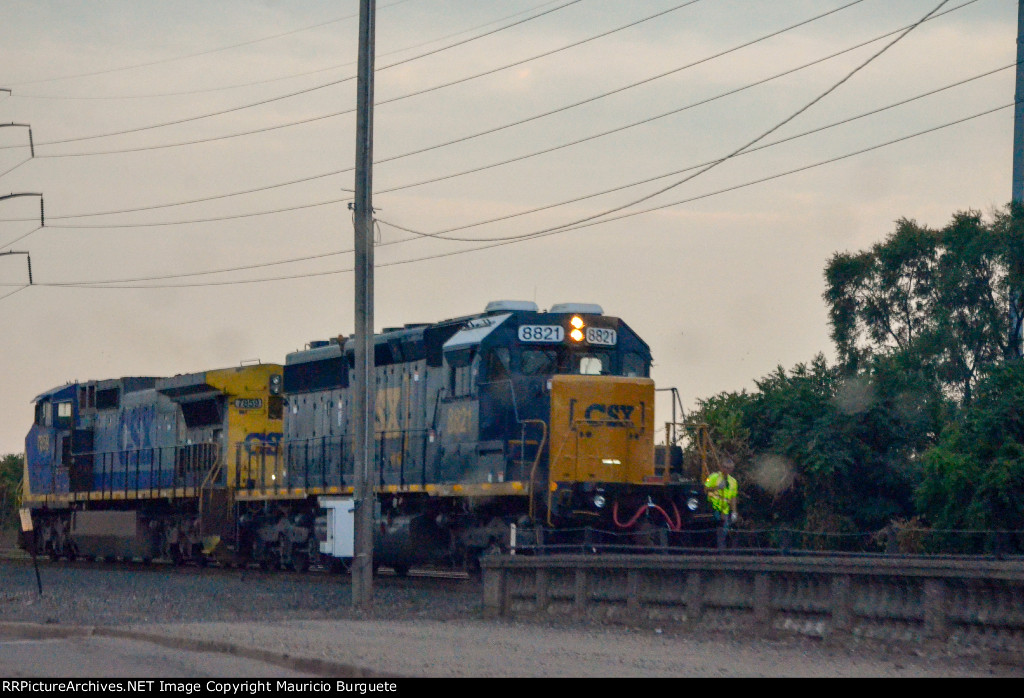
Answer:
[0,547,471,582]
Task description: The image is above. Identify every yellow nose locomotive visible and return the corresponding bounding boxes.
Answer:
[21,301,703,572]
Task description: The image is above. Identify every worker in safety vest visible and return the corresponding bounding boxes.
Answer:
[704,457,738,550]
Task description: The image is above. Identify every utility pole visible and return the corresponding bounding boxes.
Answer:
[1012,0,1024,358]
[351,0,376,610]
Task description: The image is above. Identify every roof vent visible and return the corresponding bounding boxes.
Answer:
[485,300,539,313]
[549,303,603,315]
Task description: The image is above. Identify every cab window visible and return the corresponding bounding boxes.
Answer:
[520,349,557,376]
[483,347,511,382]
[55,401,72,428]
[35,401,51,427]
[446,349,476,397]
[623,352,647,377]
[574,355,605,375]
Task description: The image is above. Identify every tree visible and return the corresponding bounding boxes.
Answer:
[824,204,1024,405]
[824,217,938,374]
[916,361,1024,549]
[684,355,932,541]
[0,453,23,531]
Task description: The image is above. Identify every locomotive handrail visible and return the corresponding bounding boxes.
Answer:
[523,419,548,522]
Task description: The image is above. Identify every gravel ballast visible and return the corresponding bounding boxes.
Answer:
[0,558,1019,678]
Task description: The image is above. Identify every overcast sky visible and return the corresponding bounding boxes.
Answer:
[0,0,1017,454]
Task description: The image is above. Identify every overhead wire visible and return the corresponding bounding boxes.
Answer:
[1,0,587,151]
[0,0,996,289]
[3,0,422,87]
[29,0,707,158]
[10,0,577,100]
[377,62,1014,241]
[373,0,987,197]
[1,0,899,225]
[18,0,973,226]
[0,156,32,180]
[0,0,876,226]
[18,103,1009,289]
[0,225,43,250]
[382,0,955,246]
[0,285,29,303]
[36,61,1012,232]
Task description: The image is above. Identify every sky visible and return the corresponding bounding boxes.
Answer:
[0,0,1018,455]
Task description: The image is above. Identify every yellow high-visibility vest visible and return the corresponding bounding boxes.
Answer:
[704,472,737,514]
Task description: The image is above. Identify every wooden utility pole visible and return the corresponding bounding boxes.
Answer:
[351,0,376,609]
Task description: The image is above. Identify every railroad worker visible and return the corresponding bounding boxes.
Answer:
[704,457,738,550]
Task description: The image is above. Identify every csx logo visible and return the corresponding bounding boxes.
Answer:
[583,403,636,424]
[245,432,282,455]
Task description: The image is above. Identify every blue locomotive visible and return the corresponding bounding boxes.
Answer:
[22,301,705,571]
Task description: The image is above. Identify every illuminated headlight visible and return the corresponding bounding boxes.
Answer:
[570,328,584,342]
[686,497,699,512]
[593,494,606,509]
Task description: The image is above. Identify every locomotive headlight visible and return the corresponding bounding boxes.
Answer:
[686,497,699,512]
[269,374,283,395]
[570,316,585,342]
[593,494,606,509]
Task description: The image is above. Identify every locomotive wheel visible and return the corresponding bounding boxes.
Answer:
[252,538,271,571]
[290,539,311,573]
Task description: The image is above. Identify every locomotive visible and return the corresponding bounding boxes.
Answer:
[21,301,706,572]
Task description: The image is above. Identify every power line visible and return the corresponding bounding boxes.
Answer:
[2,0,587,151]
[373,3,988,198]
[0,156,32,180]
[17,103,1008,289]
[0,0,880,225]
[1,225,43,250]
[1,0,899,225]
[386,0,954,247]
[37,61,1010,233]
[30,0,706,158]
[0,0,989,236]
[377,63,1016,242]
[3,0,421,87]
[0,284,28,303]
[10,0,574,100]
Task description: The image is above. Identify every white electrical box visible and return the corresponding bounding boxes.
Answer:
[318,496,355,558]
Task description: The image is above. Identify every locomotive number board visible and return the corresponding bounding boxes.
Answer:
[518,325,565,342]
[585,327,617,346]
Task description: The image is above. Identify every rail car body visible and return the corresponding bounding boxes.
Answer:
[22,364,284,563]
[22,301,705,572]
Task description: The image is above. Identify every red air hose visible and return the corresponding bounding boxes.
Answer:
[612,501,648,529]
[647,503,681,532]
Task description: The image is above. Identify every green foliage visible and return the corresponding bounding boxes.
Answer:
[684,355,932,538]
[824,205,1024,405]
[681,203,1024,551]
[916,361,1024,546]
[0,453,23,531]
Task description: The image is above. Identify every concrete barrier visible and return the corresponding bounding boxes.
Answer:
[481,554,1024,655]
